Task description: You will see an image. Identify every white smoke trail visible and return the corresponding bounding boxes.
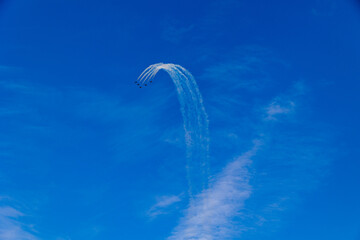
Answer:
[137,63,210,198]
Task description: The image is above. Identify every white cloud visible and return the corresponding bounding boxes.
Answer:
[0,206,38,240]
[168,142,260,240]
[167,79,329,239]
[265,100,295,121]
[263,81,306,121]
[147,195,182,218]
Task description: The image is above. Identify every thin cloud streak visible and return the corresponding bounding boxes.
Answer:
[265,100,295,121]
[0,206,38,240]
[168,142,261,240]
[168,82,312,239]
[147,195,182,218]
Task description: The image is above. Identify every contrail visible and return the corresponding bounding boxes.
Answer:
[137,63,210,198]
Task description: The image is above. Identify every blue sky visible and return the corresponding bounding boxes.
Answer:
[0,0,359,239]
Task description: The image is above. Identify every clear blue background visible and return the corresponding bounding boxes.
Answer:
[0,0,359,239]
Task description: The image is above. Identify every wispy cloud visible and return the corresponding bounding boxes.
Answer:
[264,99,295,121]
[147,195,182,218]
[168,78,330,239]
[168,142,260,240]
[262,81,305,121]
[200,46,273,92]
[0,205,38,240]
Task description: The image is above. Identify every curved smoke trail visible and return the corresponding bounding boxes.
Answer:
[137,63,209,198]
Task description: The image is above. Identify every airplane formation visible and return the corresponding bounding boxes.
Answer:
[134,80,152,88]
